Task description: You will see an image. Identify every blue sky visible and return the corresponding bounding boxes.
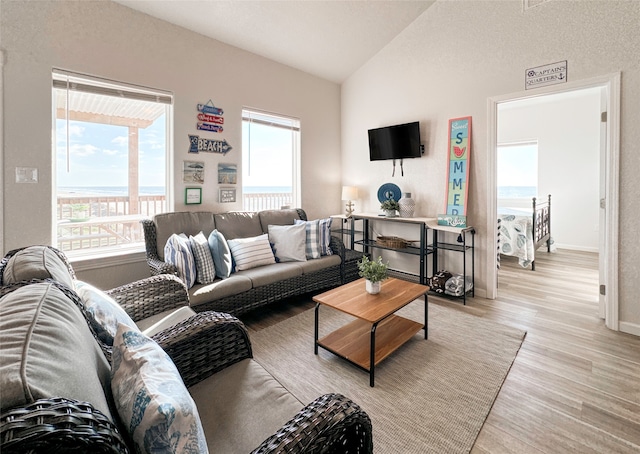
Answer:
[242,121,293,188]
[56,116,166,188]
[497,143,538,187]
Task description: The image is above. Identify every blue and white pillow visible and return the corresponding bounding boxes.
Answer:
[164,234,197,288]
[207,229,232,279]
[189,232,216,285]
[293,219,322,259]
[76,281,139,345]
[227,234,275,271]
[317,218,334,255]
[111,323,208,454]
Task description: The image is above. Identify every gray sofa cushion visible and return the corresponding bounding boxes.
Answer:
[214,212,263,240]
[154,212,216,260]
[188,275,253,307]
[2,245,75,289]
[259,209,302,232]
[237,262,303,288]
[0,282,114,419]
[297,254,342,274]
[189,358,303,454]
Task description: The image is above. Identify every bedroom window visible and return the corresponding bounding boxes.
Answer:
[52,70,173,257]
[242,109,300,211]
[497,141,538,198]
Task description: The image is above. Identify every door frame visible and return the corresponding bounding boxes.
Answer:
[486,72,621,330]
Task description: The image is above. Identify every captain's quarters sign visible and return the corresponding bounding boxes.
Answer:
[444,116,471,220]
[525,60,567,89]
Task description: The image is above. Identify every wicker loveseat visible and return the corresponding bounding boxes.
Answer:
[141,208,358,316]
[0,246,373,453]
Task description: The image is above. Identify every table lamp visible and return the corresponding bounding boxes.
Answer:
[342,186,359,217]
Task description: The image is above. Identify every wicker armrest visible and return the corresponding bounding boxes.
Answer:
[0,397,129,454]
[147,257,178,276]
[151,311,252,388]
[330,235,346,260]
[250,393,373,454]
[104,274,188,322]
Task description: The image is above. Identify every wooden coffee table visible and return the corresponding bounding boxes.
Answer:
[313,277,429,387]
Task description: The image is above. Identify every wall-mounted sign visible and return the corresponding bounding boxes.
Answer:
[440,116,471,227]
[197,113,224,124]
[197,122,223,133]
[437,214,467,227]
[197,100,224,116]
[525,60,567,90]
[188,134,233,155]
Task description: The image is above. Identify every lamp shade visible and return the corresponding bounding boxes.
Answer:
[341,186,358,200]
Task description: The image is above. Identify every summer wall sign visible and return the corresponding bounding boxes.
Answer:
[439,116,471,227]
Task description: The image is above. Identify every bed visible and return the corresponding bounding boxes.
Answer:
[497,194,552,270]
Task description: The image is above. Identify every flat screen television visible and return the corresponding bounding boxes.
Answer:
[368,121,421,161]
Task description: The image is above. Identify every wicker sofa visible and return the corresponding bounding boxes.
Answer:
[0,246,373,453]
[141,208,359,316]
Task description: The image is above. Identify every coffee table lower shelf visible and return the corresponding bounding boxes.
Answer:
[316,314,423,386]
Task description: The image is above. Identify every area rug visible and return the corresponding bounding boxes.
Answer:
[250,299,526,453]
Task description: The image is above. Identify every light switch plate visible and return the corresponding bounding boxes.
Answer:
[16,167,38,183]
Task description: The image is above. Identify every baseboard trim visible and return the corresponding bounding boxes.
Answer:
[619,321,640,337]
[553,244,599,253]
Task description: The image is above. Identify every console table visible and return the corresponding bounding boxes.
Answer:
[350,213,433,285]
[348,213,475,303]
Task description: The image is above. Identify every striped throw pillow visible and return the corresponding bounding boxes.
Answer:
[318,218,333,255]
[189,232,216,284]
[164,233,197,288]
[227,234,275,271]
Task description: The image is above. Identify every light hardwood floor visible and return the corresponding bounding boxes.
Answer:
[241,249,640,453]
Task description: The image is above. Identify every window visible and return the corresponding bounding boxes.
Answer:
[52,70,172,256]
[497,141,538,198]
[242,109,300,211]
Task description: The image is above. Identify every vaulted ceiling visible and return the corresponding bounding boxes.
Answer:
[113,0,435,83]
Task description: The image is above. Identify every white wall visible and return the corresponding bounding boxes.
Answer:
[1,0,341,286]
[342,1,640,329]
[498,88,602,252]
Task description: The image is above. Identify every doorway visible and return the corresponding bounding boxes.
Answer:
[486,73,621,330]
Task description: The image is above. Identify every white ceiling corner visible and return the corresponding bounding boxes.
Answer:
[112,0,435,83]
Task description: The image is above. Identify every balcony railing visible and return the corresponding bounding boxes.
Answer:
[242,192,292,212]
[56,195,165,253]
[56,192,292,253]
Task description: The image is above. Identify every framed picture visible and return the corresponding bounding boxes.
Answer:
[219,187,236,203]
[218,163,237,184]
[183,161,204,184]
[185,187,202,205]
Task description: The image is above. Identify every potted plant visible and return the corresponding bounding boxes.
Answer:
[357,255,389,294]
[380,199,399,217]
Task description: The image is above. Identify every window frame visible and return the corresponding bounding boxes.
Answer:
[241,108,301,210]
[51,69,174,259]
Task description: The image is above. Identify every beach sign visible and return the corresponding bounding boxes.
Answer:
[188,135,232,155]
[441,116,471,225]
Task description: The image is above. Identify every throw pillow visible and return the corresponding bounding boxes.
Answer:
[293,219,322,259]
[268,224,307,262]
[227,234,275,271]
[318,218,334,255]
[207,229,232,279]
[189,232,216,284]
[111,323,209,454]
[164,234,197,288]
[76,281,139,346]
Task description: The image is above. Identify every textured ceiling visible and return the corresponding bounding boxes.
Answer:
[113,0,435,83]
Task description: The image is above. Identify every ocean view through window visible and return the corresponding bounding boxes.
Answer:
[53,70,173,256]
[242,109,300,211]
[497,141,538,199]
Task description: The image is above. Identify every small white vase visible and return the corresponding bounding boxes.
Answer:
[366,280,381,294]
[383,210,396,217]
[398,193,415,218]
